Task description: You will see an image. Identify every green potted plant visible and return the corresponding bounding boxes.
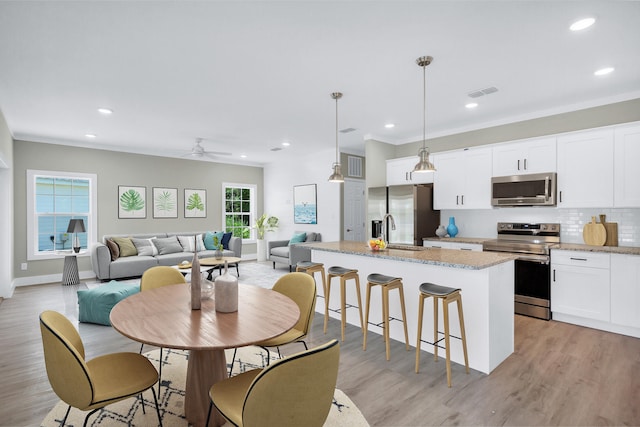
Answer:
[213,235,224,259]
[255,214,279,261]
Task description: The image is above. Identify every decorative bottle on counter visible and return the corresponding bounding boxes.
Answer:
[436,225,447,238]
[447,216,459,238]
[190,254,201,310]
[215,261,238,313]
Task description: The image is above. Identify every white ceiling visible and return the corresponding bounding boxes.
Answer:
[1,1,639,166]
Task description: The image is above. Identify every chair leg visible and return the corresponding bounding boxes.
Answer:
[354,274,364,332]
[206,401,213,427]
[83,408,102,427]
[151,386,163,427]
[157,347,163,395]
[61,405,71,426]
[363,282,372,350]
[235,263,239,277]
[383,286,391,361]
[398,284,410,351]
[272,262,275,269]
[457,295,470,374]
[141,392,147,414]
[229,348,238,377]
[415,293,426,373]
[443,298,452,388]
[139,343,144,354]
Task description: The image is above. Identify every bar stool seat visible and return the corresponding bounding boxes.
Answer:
[415,282,469,387]
[296,261,327,307]
[325,266,364,341]
[363,273,409,361]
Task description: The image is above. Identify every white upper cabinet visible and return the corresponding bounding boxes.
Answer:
[386,156,434,186]
[433,147,493,210]
[556,129,614,208]
[492,137,556,176]
[614,124,640,207]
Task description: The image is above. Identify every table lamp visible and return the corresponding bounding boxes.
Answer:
[67,219,86,253]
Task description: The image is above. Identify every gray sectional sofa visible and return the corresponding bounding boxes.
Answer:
[268,231,321,271]
[91,231,242,281]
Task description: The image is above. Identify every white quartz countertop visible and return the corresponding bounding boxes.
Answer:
[302,241,516,270]
[553,243,640,255]
[422,237,489,245]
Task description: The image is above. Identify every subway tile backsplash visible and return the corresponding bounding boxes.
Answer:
[437,208,640,246]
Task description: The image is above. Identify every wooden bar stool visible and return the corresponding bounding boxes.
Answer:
[415,282,469,387]
[363,273,410,361]
[296,261,327,299]
[325,266,364,341]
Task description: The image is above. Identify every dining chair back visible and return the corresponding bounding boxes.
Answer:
[209,339,340,427]
[273,271,316,336]
[39,310,162,426]
[140,265,187,291]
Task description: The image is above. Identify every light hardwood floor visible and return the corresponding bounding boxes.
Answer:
[1,266,639,426]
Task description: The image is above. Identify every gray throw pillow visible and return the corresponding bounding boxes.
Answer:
[305,232,317,242]
[152,236,183,255]
[131,237,158,256]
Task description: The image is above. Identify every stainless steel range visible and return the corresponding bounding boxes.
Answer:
[482,222,560,320]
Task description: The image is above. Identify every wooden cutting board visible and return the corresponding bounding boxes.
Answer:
[599,214,619,247]
[583,216,606,246]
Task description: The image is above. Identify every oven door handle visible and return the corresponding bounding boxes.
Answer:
[515,254,550,264]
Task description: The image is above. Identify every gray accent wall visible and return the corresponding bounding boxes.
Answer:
[13,140,263,281]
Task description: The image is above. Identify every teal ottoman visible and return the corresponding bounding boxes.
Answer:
[78,281,140,326]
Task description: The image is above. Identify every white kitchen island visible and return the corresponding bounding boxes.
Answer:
[306,241,516,374]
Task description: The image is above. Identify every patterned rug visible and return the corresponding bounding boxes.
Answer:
[41,346,369,426]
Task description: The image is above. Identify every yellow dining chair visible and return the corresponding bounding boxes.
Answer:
[208,339,340,427]
[228,272,316,375]
[39,310,162,427]
[139,265,187,392]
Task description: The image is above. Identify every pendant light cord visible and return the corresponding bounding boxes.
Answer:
[422,61,426,151]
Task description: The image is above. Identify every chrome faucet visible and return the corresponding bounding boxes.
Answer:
[380,213,396,242]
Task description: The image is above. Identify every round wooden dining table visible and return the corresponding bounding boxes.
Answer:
[110,283,300,427]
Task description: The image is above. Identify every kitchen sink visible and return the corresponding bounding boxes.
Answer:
[385,244,428,251]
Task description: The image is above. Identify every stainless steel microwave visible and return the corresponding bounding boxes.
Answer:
[491,172,557,207]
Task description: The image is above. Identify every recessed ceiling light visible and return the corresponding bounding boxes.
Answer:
[85,133,96,139]
[570,17,596,31]
[465,102,478,109]
[594,67,614,76]
[240,154,247,158]
[97,108,113,115]
[281,141,290,147]
[384,123,395,129]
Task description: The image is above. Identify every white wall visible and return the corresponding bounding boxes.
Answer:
[0,109,13,298]
[264,147,341,243]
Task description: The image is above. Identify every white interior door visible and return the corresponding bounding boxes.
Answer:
[344,178,366,242]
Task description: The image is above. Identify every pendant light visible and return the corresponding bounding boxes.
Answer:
[328,92,344,183]
[412,56,436,173]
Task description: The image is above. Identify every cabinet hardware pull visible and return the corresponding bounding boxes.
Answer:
[432,245,441,248]
[461,248,472,251]
[570,257,588,261]
[524,158,527,170]
[553,269,556,281]
[517,159,520,170]
[456,195,459,205]
[461,195,464,205]
[559,190,562,203]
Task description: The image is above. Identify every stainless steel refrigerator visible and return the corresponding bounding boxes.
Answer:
[367,184,440,246]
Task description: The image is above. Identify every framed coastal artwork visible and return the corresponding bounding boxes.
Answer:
[184,188,206,218]
[118,185,146,219]
[152,187,178,218]
[293,184,317,224]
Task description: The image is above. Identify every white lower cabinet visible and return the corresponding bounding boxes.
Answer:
[611,254,640,329]
[551,250,610,322]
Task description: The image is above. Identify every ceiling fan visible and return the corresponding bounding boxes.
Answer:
[182,138,232,159]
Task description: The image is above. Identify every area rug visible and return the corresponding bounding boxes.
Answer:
[41,346,369,426]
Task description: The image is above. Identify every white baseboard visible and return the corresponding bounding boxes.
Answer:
[13,269,97,288]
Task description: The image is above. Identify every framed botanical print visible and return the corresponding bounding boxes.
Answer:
[184,188,206,218]
[152,187,178,218]
[293,184,317,224]
[118,186,146,219]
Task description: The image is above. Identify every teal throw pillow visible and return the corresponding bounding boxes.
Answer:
[288,232,307,246]
[204,231,224,250]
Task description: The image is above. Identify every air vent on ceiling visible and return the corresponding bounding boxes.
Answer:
[270,147,283,151]
[468,86,499,98]
[340,127,357,133]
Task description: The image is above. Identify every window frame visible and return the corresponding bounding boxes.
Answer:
[26,170,98,260]
[222,182,256,242]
